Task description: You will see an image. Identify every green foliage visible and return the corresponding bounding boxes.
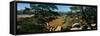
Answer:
[17,4,60,33]
[17,17,45,32]
[17,4,97,32]
[70,6,81,10]
[62,6,97,30]
[30,4,60,18]
[30,4,58,11]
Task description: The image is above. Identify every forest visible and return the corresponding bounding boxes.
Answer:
[17,3,97,33]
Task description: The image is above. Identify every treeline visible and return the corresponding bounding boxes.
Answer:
[17,4,97,33]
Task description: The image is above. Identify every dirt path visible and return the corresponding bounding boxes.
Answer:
[48,16,64,31]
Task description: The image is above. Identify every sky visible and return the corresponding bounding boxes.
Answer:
[17,3,71,12]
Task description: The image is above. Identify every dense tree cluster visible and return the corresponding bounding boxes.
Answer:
[17,4,97,33]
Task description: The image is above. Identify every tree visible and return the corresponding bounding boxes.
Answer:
[70,6,97,30]
[82,6,97,25]
[17,4,60,32]
[23,7,31,14]
[30,4,58,11]
[30,4,59,17]
[70,6,81,10]
[29,4,60,32]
